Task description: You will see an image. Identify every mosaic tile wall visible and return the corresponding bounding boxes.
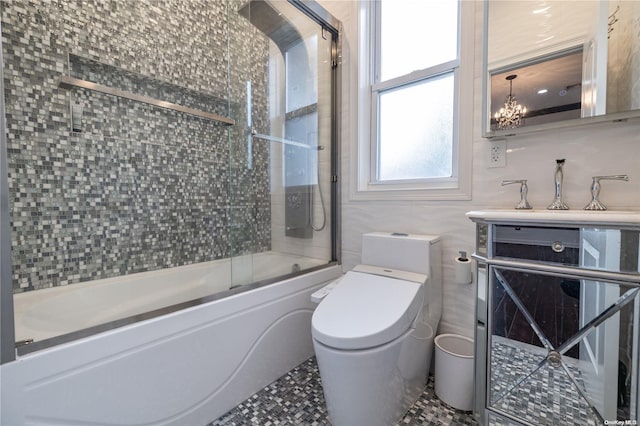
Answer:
[2,0,271,291]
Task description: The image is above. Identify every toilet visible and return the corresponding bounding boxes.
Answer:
[312,232,442,426]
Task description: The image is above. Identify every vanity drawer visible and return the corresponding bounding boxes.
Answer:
[493,225,579,266]
[489,224,640,274]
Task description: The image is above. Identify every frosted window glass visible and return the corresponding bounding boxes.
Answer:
[378,73,454,181]
[380,0,458,81]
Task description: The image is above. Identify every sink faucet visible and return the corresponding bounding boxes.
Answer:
[547,159,569,210]
[502,180,532,209]
[584,175,629,210]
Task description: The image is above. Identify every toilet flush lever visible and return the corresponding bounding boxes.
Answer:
[502,180,532,210]
[584,175,629,211]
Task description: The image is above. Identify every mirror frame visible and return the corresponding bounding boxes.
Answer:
[481,0,640,139]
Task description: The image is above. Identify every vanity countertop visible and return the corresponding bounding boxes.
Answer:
[466,209,640,227]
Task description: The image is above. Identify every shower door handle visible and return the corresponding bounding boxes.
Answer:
[15,338,34,348]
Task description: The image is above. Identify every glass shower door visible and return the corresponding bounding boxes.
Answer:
[0,0,339,355]
[230,0,336,287]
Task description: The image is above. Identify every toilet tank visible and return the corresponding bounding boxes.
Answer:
[362,232,439,275]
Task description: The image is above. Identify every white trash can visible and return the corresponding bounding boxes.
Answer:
[434,334,474,411]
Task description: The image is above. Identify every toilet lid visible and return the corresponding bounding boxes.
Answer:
[311,269,424,350]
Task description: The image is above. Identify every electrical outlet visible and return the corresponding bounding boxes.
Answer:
[488,139,506,168]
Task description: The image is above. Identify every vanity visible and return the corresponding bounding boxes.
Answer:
[468,210,640,425]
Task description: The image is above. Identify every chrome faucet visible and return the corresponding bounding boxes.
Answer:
[547,159,569,210]
[502,180,532,209]
[584,175,629,210]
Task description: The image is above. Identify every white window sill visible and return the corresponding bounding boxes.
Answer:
[349,182,472,201]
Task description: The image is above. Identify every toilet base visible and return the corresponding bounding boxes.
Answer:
[313,322,433,426]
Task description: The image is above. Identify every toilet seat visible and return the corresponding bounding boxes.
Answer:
[311,266,425,350]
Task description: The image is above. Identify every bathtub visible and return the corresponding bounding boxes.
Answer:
[14,251,327,344]
[1,255,341,425]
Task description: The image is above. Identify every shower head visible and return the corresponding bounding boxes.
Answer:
[238,0,303,53]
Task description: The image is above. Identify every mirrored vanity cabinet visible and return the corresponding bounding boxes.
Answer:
[467,210,640,425]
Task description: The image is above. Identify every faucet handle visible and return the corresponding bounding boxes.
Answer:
[502,179,532,210]
[584,175,629,211]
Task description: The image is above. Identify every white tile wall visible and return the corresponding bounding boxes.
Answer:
[321,1,640,338]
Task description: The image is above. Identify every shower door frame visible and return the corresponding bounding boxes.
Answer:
[284,0,341,262]
[0,0,341,364]
[0,18,15,364]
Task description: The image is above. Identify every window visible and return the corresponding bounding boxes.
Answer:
[353,0,474,200]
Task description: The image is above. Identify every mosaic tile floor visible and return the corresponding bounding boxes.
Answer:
[209,357,478,426]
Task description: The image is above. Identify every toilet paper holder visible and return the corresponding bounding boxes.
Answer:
[455,251,472,284]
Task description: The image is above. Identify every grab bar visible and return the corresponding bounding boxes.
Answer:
[251,129,324,150]
[59,76,236,126]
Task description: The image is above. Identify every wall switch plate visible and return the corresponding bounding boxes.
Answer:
[488,139,506,168]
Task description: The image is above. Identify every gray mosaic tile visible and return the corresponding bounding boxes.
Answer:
[209,357,479,426]
[2,0,271,291]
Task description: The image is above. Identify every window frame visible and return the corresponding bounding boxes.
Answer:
[351,0,474,201]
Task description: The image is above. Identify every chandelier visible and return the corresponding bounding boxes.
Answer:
[495,74,526,130]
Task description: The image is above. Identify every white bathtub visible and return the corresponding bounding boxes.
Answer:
[2,255,340,425]
[14,251,326,343]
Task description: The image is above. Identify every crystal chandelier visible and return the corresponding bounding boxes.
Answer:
[495,74,526,130]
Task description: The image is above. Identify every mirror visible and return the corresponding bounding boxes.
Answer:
[489,267,639,424]
[483,0,640,137]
